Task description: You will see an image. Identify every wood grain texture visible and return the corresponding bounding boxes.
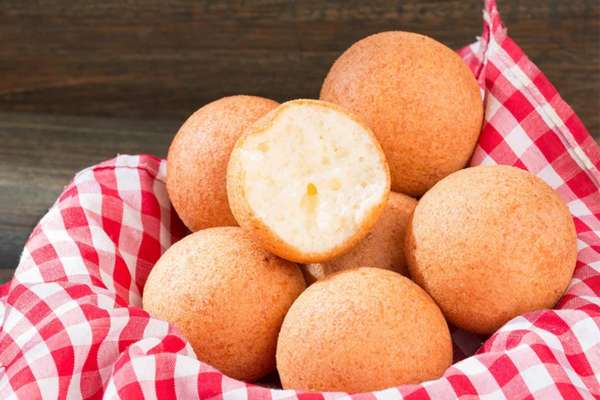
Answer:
[0,0,598,283]
[0,112,178,276]
[0,0,598,134]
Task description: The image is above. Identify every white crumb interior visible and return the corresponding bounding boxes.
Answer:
[238,103,388,254]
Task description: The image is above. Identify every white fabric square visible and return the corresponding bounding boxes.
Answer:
[64,321,93,347]
[499,315,533,332]
[570,317,600,352]
[519,364,554,394]
[131,355,156,382]
[174,357,202,400]
[480,154,498,166]
[15,265,45,284]
[506,64,532,90]
[374,387,402,400]
[35,377,59,400]
[270,389,299,400]
[504,124,533,157]
[537,103,566,132]
[568,199,592,218]
[568,145,596,171]
[537,164,563,189]
[485,92,504,119]
[78,193,103,216]
[454,356,491,375]
[222,387,249,400]
[116,167,141,193]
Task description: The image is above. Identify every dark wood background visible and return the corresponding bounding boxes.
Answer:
[1,0,599,282]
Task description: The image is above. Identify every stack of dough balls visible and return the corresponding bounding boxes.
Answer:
[143,28,577,394]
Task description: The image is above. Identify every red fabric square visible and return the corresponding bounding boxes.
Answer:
[532,312,570,335]
[565,114,593,145]
[556,383,585,400]
[141,190,161,217]
[567,171,598,199]
[513,159,527,170]
[504,90,535,122]
[534,130,567,163]
[404,387,431,400]
[51,346,75,377]
[10,365,42,396]
[566,352,594,377]
[61,206,89,228]
[489,140,519,165]
[485,62,502,86]
[447,374,478,396]
[198,372,225,399]
[117,382,146,399]
[502,37,526,64]
[532,72,558,103]
[489,355,520,386]
[30,242,60,266]
[478,124,505,153]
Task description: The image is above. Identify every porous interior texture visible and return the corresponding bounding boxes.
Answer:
[238,102,388,254]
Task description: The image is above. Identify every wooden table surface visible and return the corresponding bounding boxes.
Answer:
[1,0,599,282]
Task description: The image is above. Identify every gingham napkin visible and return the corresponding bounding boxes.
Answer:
[1,0,599,398]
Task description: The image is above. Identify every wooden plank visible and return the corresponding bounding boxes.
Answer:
[0,112,178,270]
[0,0,598,136]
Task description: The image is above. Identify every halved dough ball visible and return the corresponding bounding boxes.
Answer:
[277,267,452,392]
[167,95,278,231]
[142,227,305,382]
[303,191,416,284]
[406,165,577,335]
[227,99,390,263]
[321,31,483,196]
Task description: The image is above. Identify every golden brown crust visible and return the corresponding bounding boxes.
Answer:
[320,31,483,196]
[167,95,278,232]
[277,267,452,392]
[142,227,305,382]
[227,99,391,264]
[303,192,417,284]
[405,165,577,334]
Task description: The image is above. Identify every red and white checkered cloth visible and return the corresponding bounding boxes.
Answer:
[1,1,599,398]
